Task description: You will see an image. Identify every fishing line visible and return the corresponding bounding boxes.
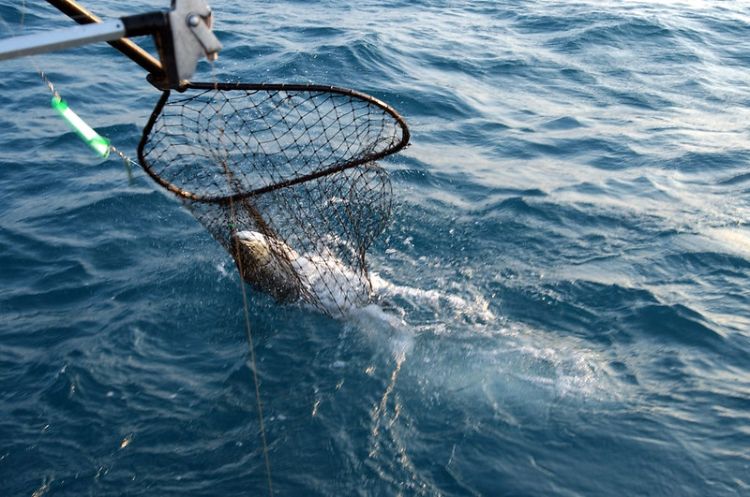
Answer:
[229,194,275,497]
[9,1,139,177]
[210,64,275,497]
[38,67,140,177]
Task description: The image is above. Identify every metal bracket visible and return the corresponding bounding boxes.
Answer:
[0,0,222,89]
[168,0,223,87]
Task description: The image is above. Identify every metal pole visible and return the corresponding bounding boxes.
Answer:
[0,20,125,61]
[45,0,164,77]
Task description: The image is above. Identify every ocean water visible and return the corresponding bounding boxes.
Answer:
[1,1,750,495]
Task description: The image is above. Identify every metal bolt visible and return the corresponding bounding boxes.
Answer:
[187,14,200,27]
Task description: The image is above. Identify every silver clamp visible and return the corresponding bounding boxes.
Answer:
[169,0,223,85]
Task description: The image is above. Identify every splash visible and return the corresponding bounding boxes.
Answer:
[371,273,496,325]
[343,304,435,495]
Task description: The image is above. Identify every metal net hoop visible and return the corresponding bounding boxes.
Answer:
[137,82,409,204]
[136,82,409,316]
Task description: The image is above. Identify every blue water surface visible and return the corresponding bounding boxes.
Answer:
[1,1,750,496]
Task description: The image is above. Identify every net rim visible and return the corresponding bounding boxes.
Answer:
[136,81,410,204]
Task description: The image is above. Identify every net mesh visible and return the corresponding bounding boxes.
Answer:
[138,82,408,316]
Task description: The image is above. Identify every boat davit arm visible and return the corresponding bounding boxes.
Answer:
[0,0,222,89]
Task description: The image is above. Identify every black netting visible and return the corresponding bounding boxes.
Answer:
[138,82,408,316]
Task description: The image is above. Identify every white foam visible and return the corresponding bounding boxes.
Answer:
[371,273,495,324]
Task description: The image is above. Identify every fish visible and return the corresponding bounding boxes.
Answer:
[229,230,373,315]
[230,230,302,303]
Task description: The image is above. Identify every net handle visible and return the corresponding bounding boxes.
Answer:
[136,81,411,204]
[45,0,165,78]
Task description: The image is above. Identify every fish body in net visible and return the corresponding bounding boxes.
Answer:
[231,230,372,315]
[231,231,302,303]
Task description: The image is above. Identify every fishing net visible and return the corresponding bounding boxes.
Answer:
[138,82,409,316]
